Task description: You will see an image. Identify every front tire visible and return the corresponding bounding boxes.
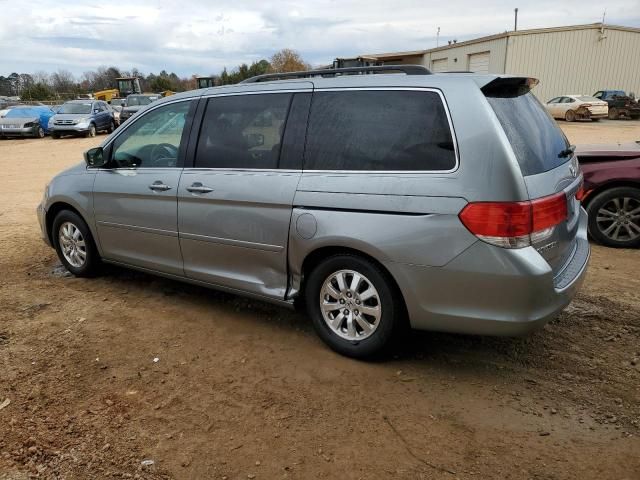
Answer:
[52,210,101,276]
[608,107,619,120]
[36,126,45,138]
[107,120,115,133]
[586,187,640,248]
[304,254,402,358]
[565,110,576,122]
[86,124,96,138]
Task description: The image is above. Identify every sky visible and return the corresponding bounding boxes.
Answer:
[1,0,639,78]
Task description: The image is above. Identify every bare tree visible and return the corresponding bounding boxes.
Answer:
[50,69,76,94]
[32,70,50,86]
[269,48,311,73]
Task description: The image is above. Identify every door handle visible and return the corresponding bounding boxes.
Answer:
[149,181,172,192]
[186,182,214,194]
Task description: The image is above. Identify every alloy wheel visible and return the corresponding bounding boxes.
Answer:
[319,269,381,341]
[596,197,640,242]
[58,222,87,268]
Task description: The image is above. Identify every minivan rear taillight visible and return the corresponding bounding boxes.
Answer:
[459,192,568,248]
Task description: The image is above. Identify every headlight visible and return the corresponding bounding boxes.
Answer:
[76,120,90,128]
[48,118,54,127]
[24,122,35,128]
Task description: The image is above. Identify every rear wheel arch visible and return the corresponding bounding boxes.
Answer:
[299,246,408,314]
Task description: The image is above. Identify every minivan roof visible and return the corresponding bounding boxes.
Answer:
[149,70,537,107]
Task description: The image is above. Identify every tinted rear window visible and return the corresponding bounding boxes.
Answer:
[486,92,570,176]
[304,91,456,171]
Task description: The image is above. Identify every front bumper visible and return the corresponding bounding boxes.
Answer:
[37,202,51,247]
[387,208,590,336]
[0,126,37,137]
[50,125,90,134]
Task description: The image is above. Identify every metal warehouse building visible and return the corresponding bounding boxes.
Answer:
[364,23,640,101]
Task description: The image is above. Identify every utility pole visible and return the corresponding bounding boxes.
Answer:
[514,8,519,31]
[436,26,441,47]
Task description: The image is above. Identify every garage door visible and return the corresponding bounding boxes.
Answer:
[468,52,490,73]
[431,58,448,73]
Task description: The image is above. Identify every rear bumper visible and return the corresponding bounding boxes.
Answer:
[387,208,590,336]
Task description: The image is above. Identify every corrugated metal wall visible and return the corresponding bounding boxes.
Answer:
[423,37,508,73]
[505,27,640,101]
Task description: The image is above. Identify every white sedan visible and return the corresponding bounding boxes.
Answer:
[545,95,608,122]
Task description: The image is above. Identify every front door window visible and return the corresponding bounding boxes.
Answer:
[111,101,191,168]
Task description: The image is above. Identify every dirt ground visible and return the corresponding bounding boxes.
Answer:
[1,119,639,480]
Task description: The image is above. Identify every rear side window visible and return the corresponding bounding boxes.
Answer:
[195,93,292,169]
[486,92,570,176]
[304,90,456,171]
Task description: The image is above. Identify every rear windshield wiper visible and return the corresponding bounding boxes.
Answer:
[558,145,576,158]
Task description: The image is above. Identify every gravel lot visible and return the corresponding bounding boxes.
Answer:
[1,119,639,479]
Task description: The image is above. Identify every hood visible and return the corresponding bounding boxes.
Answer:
[576,141,640,163]
[53,113,91,121]
[0,116,39,125]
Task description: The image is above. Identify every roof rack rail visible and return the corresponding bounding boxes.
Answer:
[240,65,432,83]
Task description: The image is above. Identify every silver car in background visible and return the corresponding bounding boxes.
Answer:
[37,66,589,358]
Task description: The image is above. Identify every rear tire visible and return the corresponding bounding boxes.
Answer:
[304,254,403,358]
[52,210,101,277]
[586,187,640,248]
[565,110,576,122]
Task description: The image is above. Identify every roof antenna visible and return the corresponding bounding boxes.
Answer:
[599,9,608,40]
[514,8,518,31]
[436,26,441,47]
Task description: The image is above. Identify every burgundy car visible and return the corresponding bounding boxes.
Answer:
[576,142,640,248]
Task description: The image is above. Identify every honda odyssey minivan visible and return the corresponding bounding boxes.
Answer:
[37,66,589,357]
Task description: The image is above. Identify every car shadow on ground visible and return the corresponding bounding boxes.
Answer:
[86,262,544,369]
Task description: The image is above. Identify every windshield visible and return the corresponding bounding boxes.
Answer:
[486,92,570,176]
[59,103,92,114]
[6,108,39,118]
[127,96,153,106]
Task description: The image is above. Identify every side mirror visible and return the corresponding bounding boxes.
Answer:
[84,147,107,168]
[94,109,100,114]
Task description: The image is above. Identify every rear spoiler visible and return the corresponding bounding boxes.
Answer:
[478,76,540,97]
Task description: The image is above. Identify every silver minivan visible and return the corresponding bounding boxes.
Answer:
[37,66,589,357]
